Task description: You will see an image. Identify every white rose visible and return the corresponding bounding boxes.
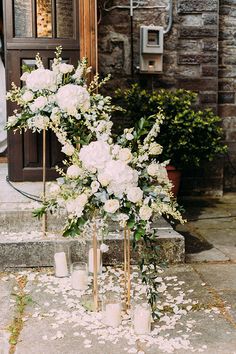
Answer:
[79,140,111,171]
[30,96,47,112]
[50,107,60,124]
[127,187,143,203]
[66,193,88,217]
[59,63,74,74]
[8,115,18,126]
[147,163,159,177]
[20,72,29,81]
[49,183,60,194]
[118,148,132,163]
[91,181,100,193]
[117,213,129,222]
[26,68,57,92]
[149,142,163,155]
[104,199,120,214]
[56,84,90,116]
[97,172,110,187]
[61,143,75,156]
[28,114,49,130]
[100,243,109,253]
[126,133,134,140]
[66,165,82,178]
[139,205,152,221]
[22,91,34,103]
[72,66,84,82]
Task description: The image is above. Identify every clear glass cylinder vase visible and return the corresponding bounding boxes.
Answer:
[53,241,71,278]
[71,262,88,290]
[102,293,122,328]
[133,302,152,334]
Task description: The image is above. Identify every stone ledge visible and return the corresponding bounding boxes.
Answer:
[0,229,184,270]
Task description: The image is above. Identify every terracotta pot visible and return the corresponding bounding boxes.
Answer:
[166,165,182,197]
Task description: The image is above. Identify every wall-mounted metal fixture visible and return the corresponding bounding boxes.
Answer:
[101,1,173,74]
[139,25,163,73]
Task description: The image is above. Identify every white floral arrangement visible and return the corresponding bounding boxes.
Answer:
[6,46,114,155]
[5,47,184,236]
[38,111,184,239]
[6,48,185,315]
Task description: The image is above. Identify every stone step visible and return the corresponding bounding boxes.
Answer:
[0,227,184,269]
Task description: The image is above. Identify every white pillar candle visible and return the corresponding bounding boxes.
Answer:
[88,248,101,273]
[71,269,88,290]
[54,252,68,277]
[103,303,122,328]
[133,305,151,334]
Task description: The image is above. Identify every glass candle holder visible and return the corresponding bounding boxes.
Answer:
[87,240,102,274]
[71,262,88,291]
[102,294,122,328]
[133,302,151,335]
[53,241,71,278]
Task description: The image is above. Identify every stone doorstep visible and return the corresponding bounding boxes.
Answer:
[0,209,174,232]
[0,229,185,270]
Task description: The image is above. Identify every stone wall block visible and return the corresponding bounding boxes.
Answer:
[200,92,217,104]
[202,13,218,25]
[202,40,218,51]
[177,78,218,91]
[218,105,236,117]
[178,0,218,14]
[202,65,218,77]
[179,27,218,38]
[178,54,217,65]
[218,92,235,104]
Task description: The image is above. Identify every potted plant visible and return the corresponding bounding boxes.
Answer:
[114,84,227,196]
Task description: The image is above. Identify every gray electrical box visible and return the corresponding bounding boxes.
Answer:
[140,25,164,73]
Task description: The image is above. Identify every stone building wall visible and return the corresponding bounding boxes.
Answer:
[98,0,223,195]
[219,0,236,191]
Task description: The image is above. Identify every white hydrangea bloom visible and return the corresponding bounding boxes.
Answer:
[56,84,90,116]
[79,140,111,171]
[58,63,74,74]
[29,96,47,112]
[66,193,88,217]
[25,68,57,92]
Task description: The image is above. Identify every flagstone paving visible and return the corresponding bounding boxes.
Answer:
[1,264,236,354]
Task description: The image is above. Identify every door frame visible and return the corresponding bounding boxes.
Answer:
[3,0,97,181]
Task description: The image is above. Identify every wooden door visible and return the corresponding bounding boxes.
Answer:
[4,0,97,181]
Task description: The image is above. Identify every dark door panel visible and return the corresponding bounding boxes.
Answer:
[3,0,80,181]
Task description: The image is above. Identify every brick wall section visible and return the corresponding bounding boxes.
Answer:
[219,0,236,191]
[98,0,223,195]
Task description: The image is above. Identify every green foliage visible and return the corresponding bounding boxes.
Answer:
[114,84,227,169]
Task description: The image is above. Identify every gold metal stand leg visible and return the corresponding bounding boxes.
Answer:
[93,221,98,311]
[124,227,127,310]
[124,226,131,311]
[127,228,131,309]
[42,129,47,237]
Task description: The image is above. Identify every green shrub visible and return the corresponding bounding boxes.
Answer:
[114,84,227,169]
